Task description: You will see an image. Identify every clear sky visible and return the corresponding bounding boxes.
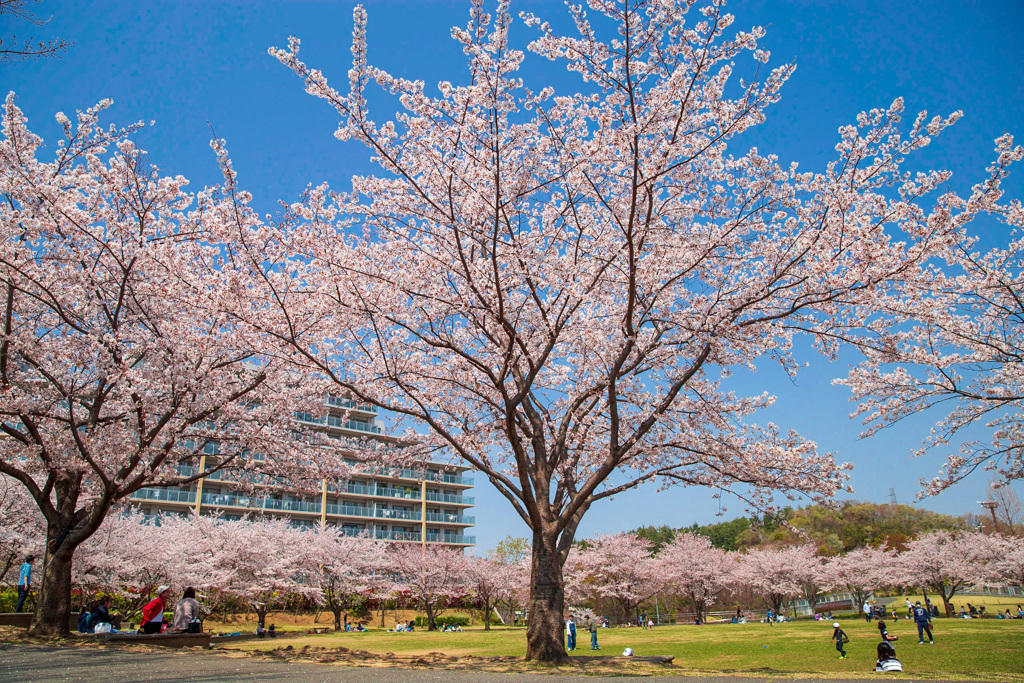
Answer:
[4,0,1022,551]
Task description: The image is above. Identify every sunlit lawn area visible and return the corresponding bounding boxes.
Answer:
[228,618,1024,680]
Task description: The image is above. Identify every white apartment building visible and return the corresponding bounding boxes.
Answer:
[129,397,475,548]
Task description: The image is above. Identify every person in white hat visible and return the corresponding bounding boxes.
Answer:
[140,585,173,634]
[831,622,849,659]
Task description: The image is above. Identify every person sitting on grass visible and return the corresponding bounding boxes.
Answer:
[171,587,207,633]
[78,601,97,633]
[89,595,120,633]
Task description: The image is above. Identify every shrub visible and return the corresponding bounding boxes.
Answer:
[414,614,469,628]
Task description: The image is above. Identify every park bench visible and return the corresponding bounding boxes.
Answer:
[97,632,212,649]
[0,612,81,630]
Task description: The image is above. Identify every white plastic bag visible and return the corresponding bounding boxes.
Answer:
[94,622,112,634]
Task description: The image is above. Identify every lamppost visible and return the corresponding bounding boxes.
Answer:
[978,500,999,532]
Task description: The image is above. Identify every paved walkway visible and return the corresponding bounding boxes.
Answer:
[0,643,968,683]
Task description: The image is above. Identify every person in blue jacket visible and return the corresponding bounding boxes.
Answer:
[912,601,934,644]
[16,555,34,612]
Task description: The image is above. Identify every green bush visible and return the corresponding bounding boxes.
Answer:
[0,588,18,612]
[414,614,469,628]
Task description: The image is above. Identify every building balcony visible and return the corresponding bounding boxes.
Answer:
[424,511,474,525]
[375,529,422,542]
[131,487,196,505]
[295,412,382,434]
[325,504,421,522]
[339,482,421,501]
[326,395,379,414]
[424,491,473,506]
[391,468,474,486]
[425,530,475,545]
[199,492,321,514]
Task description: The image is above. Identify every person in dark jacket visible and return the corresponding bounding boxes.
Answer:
[78,601,97,633]
[831,622,849,659]
[90,595,113,630]
[912,601,934,644]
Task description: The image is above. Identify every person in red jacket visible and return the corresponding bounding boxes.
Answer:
[140,586,173,634]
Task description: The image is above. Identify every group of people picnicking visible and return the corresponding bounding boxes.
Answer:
[955,602,1023,619]
[76,585,207,635]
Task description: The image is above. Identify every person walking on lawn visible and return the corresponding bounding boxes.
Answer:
[587,616,600,650]
[913,601,934,644]
[831,622,849,659]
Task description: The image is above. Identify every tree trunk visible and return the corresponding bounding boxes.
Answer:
[525,532,569,663]
[936,586,955,618]
[255,605,269,628]
[482,598,492,631]
[425,604,436,631]
[332,606,342,631]
[29,546,75,636]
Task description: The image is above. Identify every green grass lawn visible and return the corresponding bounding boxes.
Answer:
[230,618,1024,680]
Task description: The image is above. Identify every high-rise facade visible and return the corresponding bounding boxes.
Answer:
[129,397,475,547]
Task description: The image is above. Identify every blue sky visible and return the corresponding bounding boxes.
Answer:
[4,0,1022,551]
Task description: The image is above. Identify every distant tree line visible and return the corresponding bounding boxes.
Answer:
[634,501,971,554]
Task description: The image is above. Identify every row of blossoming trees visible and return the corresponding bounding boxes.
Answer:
[8,492,1020,629]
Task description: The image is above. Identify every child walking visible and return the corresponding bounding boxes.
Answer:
[832,622,849,659]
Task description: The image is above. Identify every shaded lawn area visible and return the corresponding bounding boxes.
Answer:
[229,619,1024,680]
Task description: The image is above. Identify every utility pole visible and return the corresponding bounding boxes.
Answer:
[979,500,999,532]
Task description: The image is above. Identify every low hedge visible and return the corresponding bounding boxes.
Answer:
[414,614,469,628]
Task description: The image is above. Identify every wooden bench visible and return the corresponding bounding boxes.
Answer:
[97,632,212,649]
[0,612,81,630]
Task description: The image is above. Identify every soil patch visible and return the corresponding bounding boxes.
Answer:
[227,643,677,675]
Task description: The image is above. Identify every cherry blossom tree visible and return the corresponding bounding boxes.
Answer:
[736,545,815,617]
[465,554,522,630]
[822,545,895,612]
[486,537,531,626]
[0,95,344,635]
[839,136,1024,496]
[249,0,1008,661]
[73,510,211,620]
[657,532,736,623]
[895,530,999,616]
[207,516,319,628]
[388,543,469,631]
[990,534,1024,591]
[0,474,43,585]
[298,523,388,631]
[571,533,664,624]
